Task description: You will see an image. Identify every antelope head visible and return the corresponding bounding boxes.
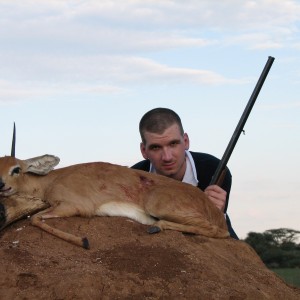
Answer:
[0,155,60,197]
[0,124,60,197]
[0,124,58,230]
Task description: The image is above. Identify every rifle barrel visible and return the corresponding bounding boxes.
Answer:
[210,56,275,185]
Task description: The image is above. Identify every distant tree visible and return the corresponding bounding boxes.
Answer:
[244,228,300,268]
[265,228,300,245]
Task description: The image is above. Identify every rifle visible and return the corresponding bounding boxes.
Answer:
[210,56,275,186]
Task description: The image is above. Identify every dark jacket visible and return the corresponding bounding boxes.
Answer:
[131,151,238,239]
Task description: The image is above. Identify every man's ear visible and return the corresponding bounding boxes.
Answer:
[140,142,148,159]
[183,133,190,150]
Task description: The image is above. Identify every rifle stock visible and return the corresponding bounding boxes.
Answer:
[210,56,275,186]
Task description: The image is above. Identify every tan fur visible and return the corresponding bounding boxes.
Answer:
[0,155,229,249]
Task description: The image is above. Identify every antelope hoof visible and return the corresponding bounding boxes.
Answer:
[82,237,90,249]
[148,226,161,234]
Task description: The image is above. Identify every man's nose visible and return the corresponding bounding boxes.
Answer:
[161,148,172,161]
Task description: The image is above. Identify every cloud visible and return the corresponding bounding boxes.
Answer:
[0,1,299,102]
[0,79,126,104]
[53,0,300,30]
[224,33,284,50]
[0,80,52,103]
[1,1,300,53]
[0,53,249,103]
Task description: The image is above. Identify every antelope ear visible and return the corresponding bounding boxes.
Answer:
[23,155,60,175]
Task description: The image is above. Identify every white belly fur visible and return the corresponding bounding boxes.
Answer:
[96,202,156,225]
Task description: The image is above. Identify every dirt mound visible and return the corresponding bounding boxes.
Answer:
[0,216,299,299]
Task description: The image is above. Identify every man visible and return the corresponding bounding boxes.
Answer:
[131,107,238,239]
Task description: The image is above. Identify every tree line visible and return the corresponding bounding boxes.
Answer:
[243,228,300,268]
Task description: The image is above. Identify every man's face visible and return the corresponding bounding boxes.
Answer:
[140,123,189,181]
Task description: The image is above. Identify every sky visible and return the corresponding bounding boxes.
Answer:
[1,0,299,240]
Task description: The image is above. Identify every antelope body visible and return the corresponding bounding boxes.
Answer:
[0,155,229,249]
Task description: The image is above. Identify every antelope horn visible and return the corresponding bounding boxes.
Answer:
[11,122,16,157]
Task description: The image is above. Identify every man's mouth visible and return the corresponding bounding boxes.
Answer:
[162,162,176,169]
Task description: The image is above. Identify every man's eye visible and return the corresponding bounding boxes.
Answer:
[150,145,160,150]
[11,167,21,175]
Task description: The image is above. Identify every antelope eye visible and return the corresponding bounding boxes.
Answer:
[11,167,21,175]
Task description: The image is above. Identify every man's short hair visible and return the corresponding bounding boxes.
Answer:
[139,108,184,144]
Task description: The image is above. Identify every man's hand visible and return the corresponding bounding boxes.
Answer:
[204,185,227,212]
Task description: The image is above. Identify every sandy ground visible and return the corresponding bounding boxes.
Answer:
[0,216,299,300]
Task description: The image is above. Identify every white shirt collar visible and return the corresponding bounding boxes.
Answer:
[149,150,198,186]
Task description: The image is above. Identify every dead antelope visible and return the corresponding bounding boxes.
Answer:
[0,128,229,249]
